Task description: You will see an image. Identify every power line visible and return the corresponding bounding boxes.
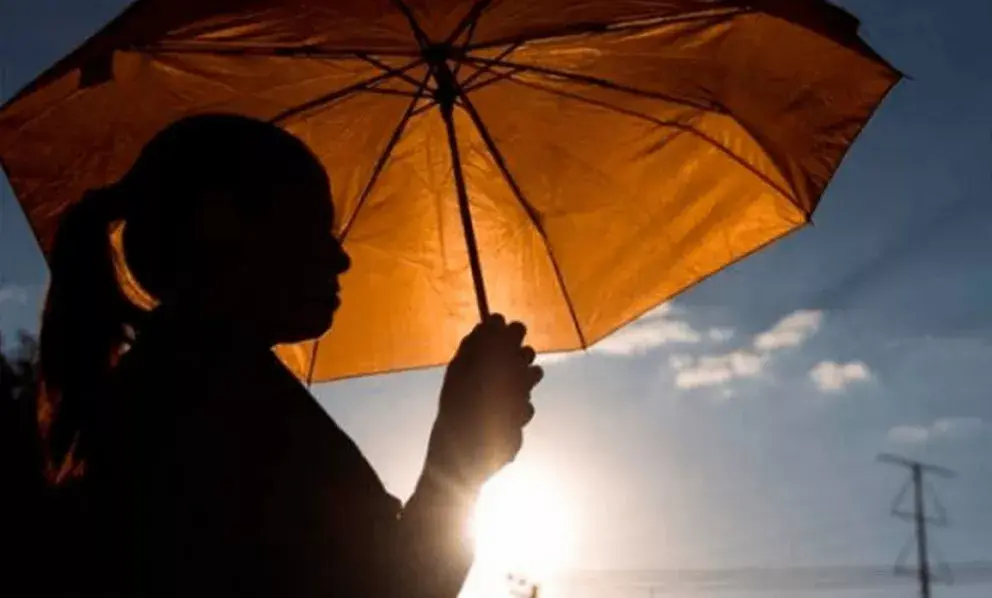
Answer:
[879,453,956,598]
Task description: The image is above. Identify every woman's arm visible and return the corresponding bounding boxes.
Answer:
[347,315,541,598]
[369,462,481,598]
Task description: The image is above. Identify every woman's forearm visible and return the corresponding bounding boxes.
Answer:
[363,460,482,598]
[395,461,481,598]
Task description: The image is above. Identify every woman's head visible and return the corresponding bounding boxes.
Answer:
[41,114,349,470]
[120,114,350,341]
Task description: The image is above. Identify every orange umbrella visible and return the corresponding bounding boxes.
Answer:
[0,0,898,383]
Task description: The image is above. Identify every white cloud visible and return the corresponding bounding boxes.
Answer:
[754,310,823,351]
[708,328,735,343]
[590,303,702,356]
[809,361,872,393]
[0,286,28,305]
[674,351,766,389]
[667,308,825,391]
[887,426,930,444]
[663,308,874,399]
[535,351,577,366]
[536,303,711,363]
[668,354,695,370]
[593,320,700,355]
[641,303,674,319]
[676,364,733,388]
[887,417,986,445]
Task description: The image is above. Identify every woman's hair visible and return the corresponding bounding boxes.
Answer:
[39,114,323,481]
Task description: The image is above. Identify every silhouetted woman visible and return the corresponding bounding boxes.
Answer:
[39,114,541,598]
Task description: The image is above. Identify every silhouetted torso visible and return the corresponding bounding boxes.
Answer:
[90,311,401,597]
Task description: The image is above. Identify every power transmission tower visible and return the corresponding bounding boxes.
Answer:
[879,453,955,598]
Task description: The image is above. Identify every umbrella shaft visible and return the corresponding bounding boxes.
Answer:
[441,102,490,319]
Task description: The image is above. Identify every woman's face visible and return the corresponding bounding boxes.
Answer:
[207,155,351,345]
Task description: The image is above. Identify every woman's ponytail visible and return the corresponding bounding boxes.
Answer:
[39,186,136,480]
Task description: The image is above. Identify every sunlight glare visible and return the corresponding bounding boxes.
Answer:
[462,463,575,598]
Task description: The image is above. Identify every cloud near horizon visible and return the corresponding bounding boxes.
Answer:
[887,417,986,445]
[0,285,28,306]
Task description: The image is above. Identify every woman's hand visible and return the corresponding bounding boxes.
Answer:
[425,314,543,489]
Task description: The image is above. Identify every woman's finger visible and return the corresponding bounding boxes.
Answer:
[521,346,536,365]
[520,402,536,426]
[506,321,527,347]
[528,365,544,388]
[508,428,524,462]
[511,364,543,395]
[485,313,507,328]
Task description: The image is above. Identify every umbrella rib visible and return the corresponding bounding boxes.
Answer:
[456,93,588,348]
[362,88,423,98]
[458,43,522,90]
[464,8,745,52]
[305,340,320,388]
[462,66,524,95]
[307,74,430,386]
[339,74,431,242]
[410,99,440,117]
[451,13,481,80]
[504,75,798,206]
[390,0,432,49]
[355,53,426,91]
[140,42,422,59]
[446,0,497,46]
[270,59,423,124]
[462,56,720,114]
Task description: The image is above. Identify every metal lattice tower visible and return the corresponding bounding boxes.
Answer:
[879,453,956,598]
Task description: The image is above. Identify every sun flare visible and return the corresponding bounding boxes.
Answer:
[462,464,575,598]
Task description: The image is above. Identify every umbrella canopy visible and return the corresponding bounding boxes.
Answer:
[0,0,898,383]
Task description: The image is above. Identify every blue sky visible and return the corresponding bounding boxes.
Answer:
[2,1,991,595]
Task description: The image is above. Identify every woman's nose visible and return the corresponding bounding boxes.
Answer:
[339,250,351,274]
[333,243,351,274]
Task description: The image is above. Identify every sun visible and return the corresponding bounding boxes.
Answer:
[461,463,575,598]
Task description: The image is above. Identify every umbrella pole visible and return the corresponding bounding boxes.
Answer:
[440,101,490,319]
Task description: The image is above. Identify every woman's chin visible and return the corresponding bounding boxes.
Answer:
[263,294,339,344]
[282,309,336,344]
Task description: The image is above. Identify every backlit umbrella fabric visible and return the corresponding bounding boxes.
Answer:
[0,0,898,382]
